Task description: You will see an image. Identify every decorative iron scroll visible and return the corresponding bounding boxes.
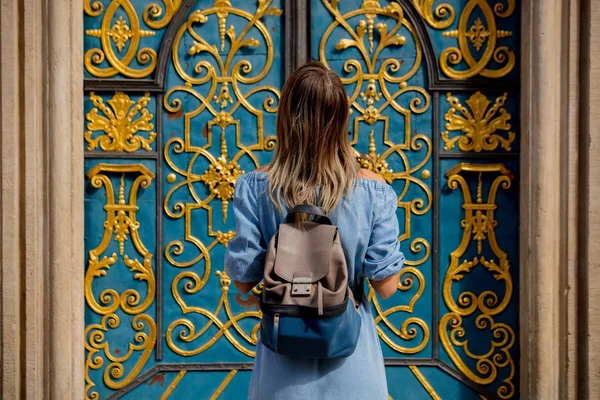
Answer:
[318,0,431,354]
[162,0,282,356]
[84,164,157,400]
[441,163,515,399]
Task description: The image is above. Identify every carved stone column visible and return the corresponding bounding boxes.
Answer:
[520,0,571,399]
[47,0,85,398]
[0,0,83,398]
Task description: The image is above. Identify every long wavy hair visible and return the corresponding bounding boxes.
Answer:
[268,61,358,213]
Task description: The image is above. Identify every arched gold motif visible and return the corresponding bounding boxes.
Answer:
[440,163,515,399]
[440,0,515,79]
[84,164,156,400]
[85,0,181,78]
[319,0,431,353]
[163,0,281,356]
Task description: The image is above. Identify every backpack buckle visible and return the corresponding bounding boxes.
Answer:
[291,274,313,296]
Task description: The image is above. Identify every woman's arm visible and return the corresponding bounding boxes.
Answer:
[224,178,267,292]
[361,172,405,300]
[233,281,260,294]
[370,273,400,300]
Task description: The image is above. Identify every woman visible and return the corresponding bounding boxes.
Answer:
[224,61,405,399]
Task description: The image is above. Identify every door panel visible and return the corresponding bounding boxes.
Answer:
[83,1,519,398]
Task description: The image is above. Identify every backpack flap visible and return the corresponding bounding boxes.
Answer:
[273,222,335,283]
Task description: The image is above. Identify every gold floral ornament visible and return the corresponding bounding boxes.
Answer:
[466,18,491,52]
[334,1,406,57]
[85,92,157,152]
[442,91,515,152]
[440,0,515,79]
[84,164,156,400]
[357,131,394,183]
[105,15,154,52]
[215,231,236,246]
[441,163,515,399]
[199,136,244,224]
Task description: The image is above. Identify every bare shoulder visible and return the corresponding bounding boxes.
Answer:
[357,169,386,183]
[255,164,270,172]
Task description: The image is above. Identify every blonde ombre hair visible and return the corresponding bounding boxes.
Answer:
[268,61,358,213]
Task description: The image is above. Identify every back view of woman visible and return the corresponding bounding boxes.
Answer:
[224,61,405,399]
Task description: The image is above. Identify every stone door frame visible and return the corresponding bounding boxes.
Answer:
[0,0,588,398]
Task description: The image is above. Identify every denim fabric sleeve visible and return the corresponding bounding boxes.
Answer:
[224,177,266,283]
[362,186,405,280]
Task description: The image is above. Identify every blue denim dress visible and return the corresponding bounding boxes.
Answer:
[224,171,405,400]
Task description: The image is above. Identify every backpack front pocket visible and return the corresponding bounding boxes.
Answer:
[260,300,362,359]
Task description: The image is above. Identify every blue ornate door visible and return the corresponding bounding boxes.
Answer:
[83,1,519,399]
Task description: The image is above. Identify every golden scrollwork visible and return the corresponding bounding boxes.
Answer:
[163,0,280,265]
[85,0,180,78]
[84,164,156,400]
[440,0,515,79]
[371,265,430,354]
[321,0,431,251]
[166,269,261,357]
[320,0,431,353]
[440,163,515,399]
[412,0,455,29]
[442,91,515,152]
[162,0,281,356]
[85,92,157,152]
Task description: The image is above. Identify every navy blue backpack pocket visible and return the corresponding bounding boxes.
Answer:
[259,298,362,359]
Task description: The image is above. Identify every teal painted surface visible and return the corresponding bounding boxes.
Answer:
[84,0,519,398]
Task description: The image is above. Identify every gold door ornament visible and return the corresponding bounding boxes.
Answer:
[319,0,431,354]
[440,0,515,79]
[85,0,181,78]
[84,164,157,400]
[85,92,157,152]
[442,91,515,152]
[440,163,515,399]
[163,0,281,357]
